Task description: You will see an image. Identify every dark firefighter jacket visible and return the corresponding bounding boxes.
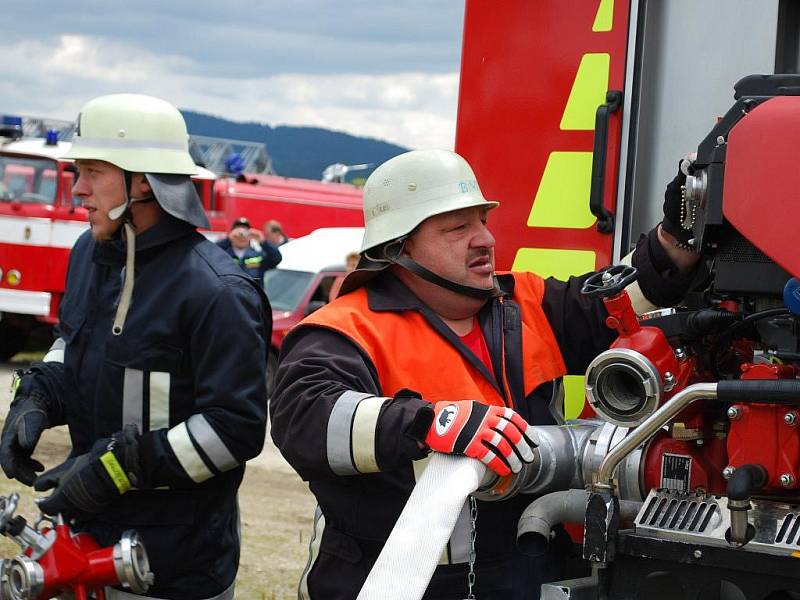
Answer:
[23,214,271,599]
[216,237,282,280]
[269,227,697,600]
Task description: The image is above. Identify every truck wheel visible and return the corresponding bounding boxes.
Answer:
[0,319,30,362]
[266,349,279,400]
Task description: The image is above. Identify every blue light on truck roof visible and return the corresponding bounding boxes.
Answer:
[1,115,23,139]
[46,129,59,145]
[225,152,246,176]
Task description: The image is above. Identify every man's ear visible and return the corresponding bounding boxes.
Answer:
[134,173,152,197]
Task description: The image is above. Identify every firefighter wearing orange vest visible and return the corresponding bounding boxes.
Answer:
[269,149,699,599]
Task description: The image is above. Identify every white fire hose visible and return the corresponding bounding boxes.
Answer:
[356,454,487,600]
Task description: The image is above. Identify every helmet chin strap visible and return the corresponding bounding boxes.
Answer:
[108,171,155,221]
[109,171,154,336]
[385,238,498,301]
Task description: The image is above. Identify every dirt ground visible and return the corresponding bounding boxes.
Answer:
[0,361,317,600]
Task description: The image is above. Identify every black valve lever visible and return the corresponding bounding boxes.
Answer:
[581,265,638,298]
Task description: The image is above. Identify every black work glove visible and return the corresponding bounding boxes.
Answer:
[1,388,52,485]
[34,425,142,519]
[661,156,696,249]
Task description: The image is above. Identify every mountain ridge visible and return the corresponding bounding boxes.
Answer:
[181,109,408,181]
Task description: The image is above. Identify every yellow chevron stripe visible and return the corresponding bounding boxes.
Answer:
[511,247,596,280]
[528,152,596,229]
[563,375,587,420]
[593,0,614,32]
[560,53,610,131]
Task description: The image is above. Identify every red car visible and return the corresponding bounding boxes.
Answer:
[263,227,364,395]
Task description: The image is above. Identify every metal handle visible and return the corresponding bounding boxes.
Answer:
[589,90,623,234]
[594,382,718,490]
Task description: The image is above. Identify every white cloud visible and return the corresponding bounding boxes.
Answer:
[1,33,459,150]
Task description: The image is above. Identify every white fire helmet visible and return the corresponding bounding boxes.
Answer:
[64,93,208,229]
[339,149,499,296]
[360,149,498,252]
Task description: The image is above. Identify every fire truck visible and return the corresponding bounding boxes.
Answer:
[451,1,800,599]
[0,117,363,360]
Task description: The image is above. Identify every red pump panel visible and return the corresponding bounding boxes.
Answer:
[723,96,800,279]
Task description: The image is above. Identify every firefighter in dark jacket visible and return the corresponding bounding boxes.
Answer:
[216,217,282,280]
[269,149,700,600]
[0,94,271,600]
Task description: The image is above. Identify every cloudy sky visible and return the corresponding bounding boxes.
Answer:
[1,1,465,149]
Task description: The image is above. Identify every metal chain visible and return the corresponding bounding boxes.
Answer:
[464,495,478,600]
[680,184,696,230]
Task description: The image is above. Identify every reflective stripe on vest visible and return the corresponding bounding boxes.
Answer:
[301,272,566,403]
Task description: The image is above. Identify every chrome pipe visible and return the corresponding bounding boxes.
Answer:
[595,383,718,490]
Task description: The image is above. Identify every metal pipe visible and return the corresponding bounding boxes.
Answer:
[517,489,641,557]
[476,422,598,501]
[595,383,718,490]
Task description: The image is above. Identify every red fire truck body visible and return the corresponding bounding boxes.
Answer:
[0,136,363,359]
[454,0,788,419]
[206,173,363,236]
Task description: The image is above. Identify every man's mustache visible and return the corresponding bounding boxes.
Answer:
[468,248,492,261]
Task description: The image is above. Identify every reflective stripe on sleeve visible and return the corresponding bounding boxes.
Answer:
[148,372,170,430]
[620,252,657,315]
[122,368,144,433]
[351,396,390,473]
[166,421,214,483]
[185,414,239,473]
[326,390,372,475]
[326,391,373,476]
[43,338,65,363]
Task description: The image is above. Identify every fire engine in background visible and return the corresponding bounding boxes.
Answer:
[452,1,800,599]
[0,115,363,360]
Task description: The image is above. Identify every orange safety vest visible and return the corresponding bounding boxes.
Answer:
[301,272,567,407]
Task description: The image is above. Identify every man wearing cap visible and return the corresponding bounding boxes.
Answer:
[0,94,271,600]
[269,149,699,599]
[216,217,282,281]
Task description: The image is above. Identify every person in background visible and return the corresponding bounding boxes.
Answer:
[264,219,290,246]
[217,217,282,281]
[328,250,360,301]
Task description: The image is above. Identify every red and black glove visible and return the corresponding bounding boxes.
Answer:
[424,400,536,477]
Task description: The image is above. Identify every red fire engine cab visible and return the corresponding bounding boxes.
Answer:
[0,120,363,360]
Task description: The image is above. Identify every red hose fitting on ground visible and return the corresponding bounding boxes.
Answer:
[0,494,153,600]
